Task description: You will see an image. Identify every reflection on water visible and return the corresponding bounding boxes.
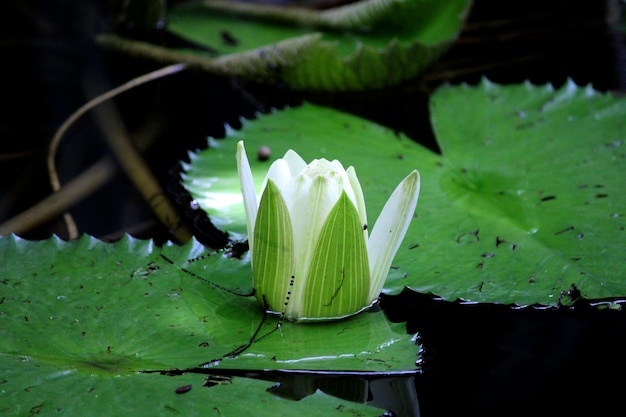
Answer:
[167,367,421,417]
[266,373,420,417]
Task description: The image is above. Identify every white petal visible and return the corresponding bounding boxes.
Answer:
[282,149,307,176]
[328,159,346,172]
[302,158,333,177]
[331,164,357,209]
[303,159,359,211]
[236,141,258,255]
[261,158,292,194]
[283,174,341,310]
[367,170,420,301]
[259,149,306,196]
[345,166,367,231]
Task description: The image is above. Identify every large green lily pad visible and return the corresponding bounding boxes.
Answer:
[183,80,626,306]
[0,235,416,416]
[156,0,472,91]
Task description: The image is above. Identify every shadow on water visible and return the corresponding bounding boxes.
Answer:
[163,368,421,417]
[381,290,626,416]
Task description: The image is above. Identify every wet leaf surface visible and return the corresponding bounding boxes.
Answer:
[184,80,626,306]
[162,0,471,91]
[0,235,414,416]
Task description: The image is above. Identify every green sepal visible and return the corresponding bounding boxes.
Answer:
[252,179,295,313]
[301,191,370,320]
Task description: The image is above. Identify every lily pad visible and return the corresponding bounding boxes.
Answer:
[183,80,626,306]
[118,0,472,91]
[0,234,415,415]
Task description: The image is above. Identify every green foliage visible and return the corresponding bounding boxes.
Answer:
[184,80,626,306]
[162,0,471,91]
[0,235,415,416]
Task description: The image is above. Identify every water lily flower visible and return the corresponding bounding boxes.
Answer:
[237,141,420,322]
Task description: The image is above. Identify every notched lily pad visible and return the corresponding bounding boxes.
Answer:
[98,0,471,91]
[183,79,626,307]
[413,79,626,305]
[0,234,417,416]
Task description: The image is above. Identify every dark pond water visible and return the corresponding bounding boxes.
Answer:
[382,291,626,416]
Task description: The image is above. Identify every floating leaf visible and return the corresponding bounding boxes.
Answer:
[98,0,471,91]
[0,234,415,415]
[183,80,626,306]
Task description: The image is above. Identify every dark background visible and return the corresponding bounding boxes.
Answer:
[1,1,625,415]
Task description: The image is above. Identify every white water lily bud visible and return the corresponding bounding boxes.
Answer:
[236,141,420,322]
